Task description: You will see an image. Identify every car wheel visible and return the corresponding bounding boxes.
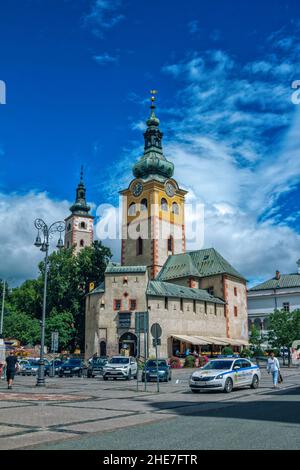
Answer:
[103,376,108,381]
[250,374,259,389]
[127,370,131,381]
[224,378,233,393]
[191,389,200,393]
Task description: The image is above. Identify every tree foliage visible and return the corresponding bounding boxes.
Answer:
[2,241,112,351]
[267,309,300,365]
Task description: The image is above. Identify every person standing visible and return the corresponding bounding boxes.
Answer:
[5,351,18,390]
[267,351,280,388]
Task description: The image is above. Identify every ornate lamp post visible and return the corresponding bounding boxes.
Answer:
[33,218,65,387]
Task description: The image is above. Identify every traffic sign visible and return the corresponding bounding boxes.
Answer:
[151,323,162,339]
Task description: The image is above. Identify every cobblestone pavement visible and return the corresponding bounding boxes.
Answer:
[1,366,299,450]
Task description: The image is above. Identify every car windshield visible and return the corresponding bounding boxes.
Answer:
[109,358,129,364]
[146,360,167,367]
[93,359,107,365]
[202,360,233,370]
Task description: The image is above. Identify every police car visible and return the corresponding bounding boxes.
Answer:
[189,358,261,393]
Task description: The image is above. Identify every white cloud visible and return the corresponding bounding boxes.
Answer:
[93,53,118,65]
[83,0,124,36]
[0,192,69,285]
[100,30,300,283]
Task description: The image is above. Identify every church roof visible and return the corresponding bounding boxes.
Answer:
[147,280,225,304]
[105,262,147,274]
[157,248,245,282]
[249,273,300,291]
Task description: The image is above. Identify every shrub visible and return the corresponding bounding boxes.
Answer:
[184,355,196,368]
[240,348,253,358]
[252,348,265,357]
[198,355,209,367]
[221,346,234,356]
[169,356,182,369]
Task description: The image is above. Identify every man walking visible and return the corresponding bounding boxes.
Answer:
[5,350,18,390]
[267,351,280,388]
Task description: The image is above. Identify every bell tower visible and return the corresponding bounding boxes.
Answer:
[120,92,187,278]
[64,167,94,254]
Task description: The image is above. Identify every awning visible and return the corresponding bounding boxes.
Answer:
[171,334,248,346]
[171,335,228,346]
[209,336,249,346]
[171,335,209,345]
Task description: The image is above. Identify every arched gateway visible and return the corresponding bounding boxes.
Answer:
[119,332,137,357]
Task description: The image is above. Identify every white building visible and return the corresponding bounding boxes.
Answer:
[247,260,300,335]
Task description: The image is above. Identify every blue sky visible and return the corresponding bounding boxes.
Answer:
[0,0,300,285]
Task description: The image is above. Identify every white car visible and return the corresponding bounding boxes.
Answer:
[103,356,138,380]
[189,358,261,393]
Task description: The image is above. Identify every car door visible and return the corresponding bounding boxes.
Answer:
[232,359,244,387]
[130,358,137,374]
[240,359,253,385]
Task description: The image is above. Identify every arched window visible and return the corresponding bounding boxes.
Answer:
[140,198,148,212]
[136,237,143,255]
[80,239,85,247]
[172,202,179,214]
[80,221,86,229]
[67,223,71,231]
[128,202,136,216]
[161,198,168,211]
[167,236,174,254]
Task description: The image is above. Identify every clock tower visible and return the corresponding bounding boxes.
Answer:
[64,168,94,254]
[120,95,187,278]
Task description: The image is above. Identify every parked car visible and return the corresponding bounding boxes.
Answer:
[58,358,84,377]
[87,357,108,378]
[45,359,63,376]
[21,359,40,376]
[102,356,137,380]
[189,358,261,393]
[16,359,30,374]
[142,359,172,382]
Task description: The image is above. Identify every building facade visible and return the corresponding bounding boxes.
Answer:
[85,99,248,359]
[247,262,300,335]
[64,168,94,254]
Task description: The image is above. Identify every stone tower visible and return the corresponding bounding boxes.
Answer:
[120,94,187,278]
[64,168,94,254]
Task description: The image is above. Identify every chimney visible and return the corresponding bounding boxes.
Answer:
[297,260,300,275]
[275,270,280,280]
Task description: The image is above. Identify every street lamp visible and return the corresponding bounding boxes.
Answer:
[33,218,65,387]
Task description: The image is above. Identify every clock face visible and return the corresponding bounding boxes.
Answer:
[165,182,175,197]
[132,181,143,197]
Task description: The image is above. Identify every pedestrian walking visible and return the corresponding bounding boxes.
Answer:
[5,350,19,390]
[267,351,281,388]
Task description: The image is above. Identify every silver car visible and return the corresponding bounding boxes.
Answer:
[189,358,261,393]
[103,356,138,380]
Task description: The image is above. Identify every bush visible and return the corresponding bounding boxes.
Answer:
[252,348,265,357]
[221,347,234,356]
[184,355,196,368]
[198,355,209,367]
[169,356,182,369]
[240,348,253,358]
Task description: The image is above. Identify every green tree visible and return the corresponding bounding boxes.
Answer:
[267,309,300,366]
[2,241,111,351]
[3,310,40,345]
[249,325,265,354]
[45,308,76,351]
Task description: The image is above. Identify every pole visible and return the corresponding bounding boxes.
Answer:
[36,245,49,387]
[155,338,159,393]
[144,314,147,392]
[0,280,5,338]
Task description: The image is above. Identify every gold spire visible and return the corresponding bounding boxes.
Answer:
[150,89,158,108]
